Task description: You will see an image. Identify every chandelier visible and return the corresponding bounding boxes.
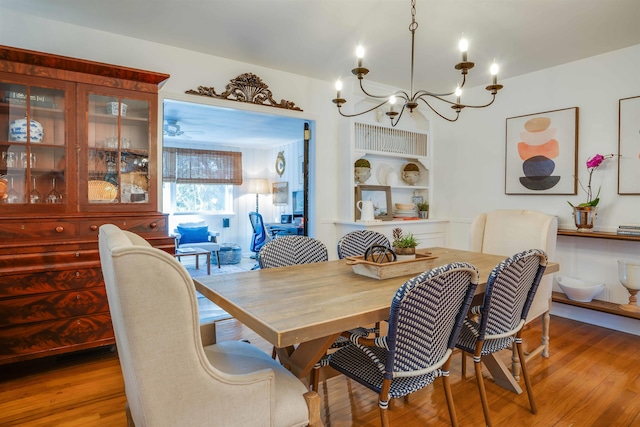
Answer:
[332,0,503,125]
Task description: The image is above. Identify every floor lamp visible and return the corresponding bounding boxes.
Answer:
[247,178,270,213]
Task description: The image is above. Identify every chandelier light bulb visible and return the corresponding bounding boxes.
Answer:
[356,45,365,67]
[459,37,468,62]
[490,61,499,84]
[455,86,462,104]
[335,80,343,98]
[458,38,468,52]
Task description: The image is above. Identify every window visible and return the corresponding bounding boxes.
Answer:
[162,182,233,213]
[162,147,242,213]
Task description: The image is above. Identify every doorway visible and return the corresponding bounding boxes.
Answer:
[160,97,314,253]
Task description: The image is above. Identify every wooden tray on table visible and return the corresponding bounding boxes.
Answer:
[345,252,438,280]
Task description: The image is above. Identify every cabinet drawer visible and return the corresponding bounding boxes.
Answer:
[0,219,78,239]
[0,288,109,327]
[0,313,113,361]
[0,249,100,271]
[0,268,102,297]
[77,215,167,237]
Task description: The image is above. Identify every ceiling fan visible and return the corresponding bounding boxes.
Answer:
[163,119,204,138]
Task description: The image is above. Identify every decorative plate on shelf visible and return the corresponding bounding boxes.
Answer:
[376,163,390,185]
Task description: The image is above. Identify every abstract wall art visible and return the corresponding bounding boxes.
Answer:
[505,107,578,195]
[618,96,640,194]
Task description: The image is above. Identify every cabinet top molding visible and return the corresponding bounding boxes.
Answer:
[0,45,170,86]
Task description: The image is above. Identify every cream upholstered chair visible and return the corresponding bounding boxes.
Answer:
[469,209,557,379]
[98,224,321,427]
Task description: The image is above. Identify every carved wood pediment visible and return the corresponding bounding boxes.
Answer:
[186,73,302,111]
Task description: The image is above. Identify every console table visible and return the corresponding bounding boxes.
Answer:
[557,229,640,242]
[554,229,640,319]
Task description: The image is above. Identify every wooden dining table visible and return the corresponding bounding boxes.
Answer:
[194,247,559,394]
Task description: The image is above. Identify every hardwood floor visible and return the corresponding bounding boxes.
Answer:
[1,315,639,426]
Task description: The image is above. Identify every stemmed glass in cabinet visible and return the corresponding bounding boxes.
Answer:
[29,177,42,204]
[6,177,23,203]
[46,177,62,203]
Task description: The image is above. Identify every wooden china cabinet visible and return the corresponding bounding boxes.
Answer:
[0,46,174,364]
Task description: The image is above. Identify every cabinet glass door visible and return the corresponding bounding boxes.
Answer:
[0,79,67,208]
[86,93,150,205]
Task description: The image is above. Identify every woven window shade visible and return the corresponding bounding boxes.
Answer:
[163,148,242,185]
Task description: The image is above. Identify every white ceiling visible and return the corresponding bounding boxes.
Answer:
[162,99,308,148]
[3,0,640,146]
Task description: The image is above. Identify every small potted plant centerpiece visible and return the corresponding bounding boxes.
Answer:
[417,202,429,219]
[354,158,371,184]
[392,228,418,260]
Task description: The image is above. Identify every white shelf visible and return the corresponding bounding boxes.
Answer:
[356,184,429,191]
[343,119,432,223]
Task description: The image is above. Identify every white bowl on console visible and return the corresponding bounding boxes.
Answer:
[556,276,604,302]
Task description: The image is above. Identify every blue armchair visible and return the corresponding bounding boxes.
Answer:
[173,221,221,268]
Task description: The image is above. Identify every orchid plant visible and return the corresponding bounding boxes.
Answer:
[568,153,616,208]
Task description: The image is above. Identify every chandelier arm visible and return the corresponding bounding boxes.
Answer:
[412,73,468,99]
[336,100,392,118]
[419,94,459,106]
[359,79,410,101]
[460,95,497,109]
[418,98,460,122]
[459,74,468,88]
[413,90,456,99]
[390,104,408,127]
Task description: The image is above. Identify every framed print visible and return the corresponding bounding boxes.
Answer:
[505,107,578,195]
[272,182,288,205]
[354,185,392,221]
[618,96,640,194]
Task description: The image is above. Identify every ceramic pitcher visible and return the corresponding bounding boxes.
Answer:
[357,200,375,221]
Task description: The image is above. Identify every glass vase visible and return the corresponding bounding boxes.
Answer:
[572,206,597,232]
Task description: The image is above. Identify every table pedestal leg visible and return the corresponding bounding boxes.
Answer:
[482,353,523,394]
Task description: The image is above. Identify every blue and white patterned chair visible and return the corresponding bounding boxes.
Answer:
[456,249,547,427]
[258,235,328,269]
[337,230,392,337]
[328,262,480,427]
[337,230,391,259]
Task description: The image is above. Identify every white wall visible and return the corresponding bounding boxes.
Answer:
[433,44,640,330]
